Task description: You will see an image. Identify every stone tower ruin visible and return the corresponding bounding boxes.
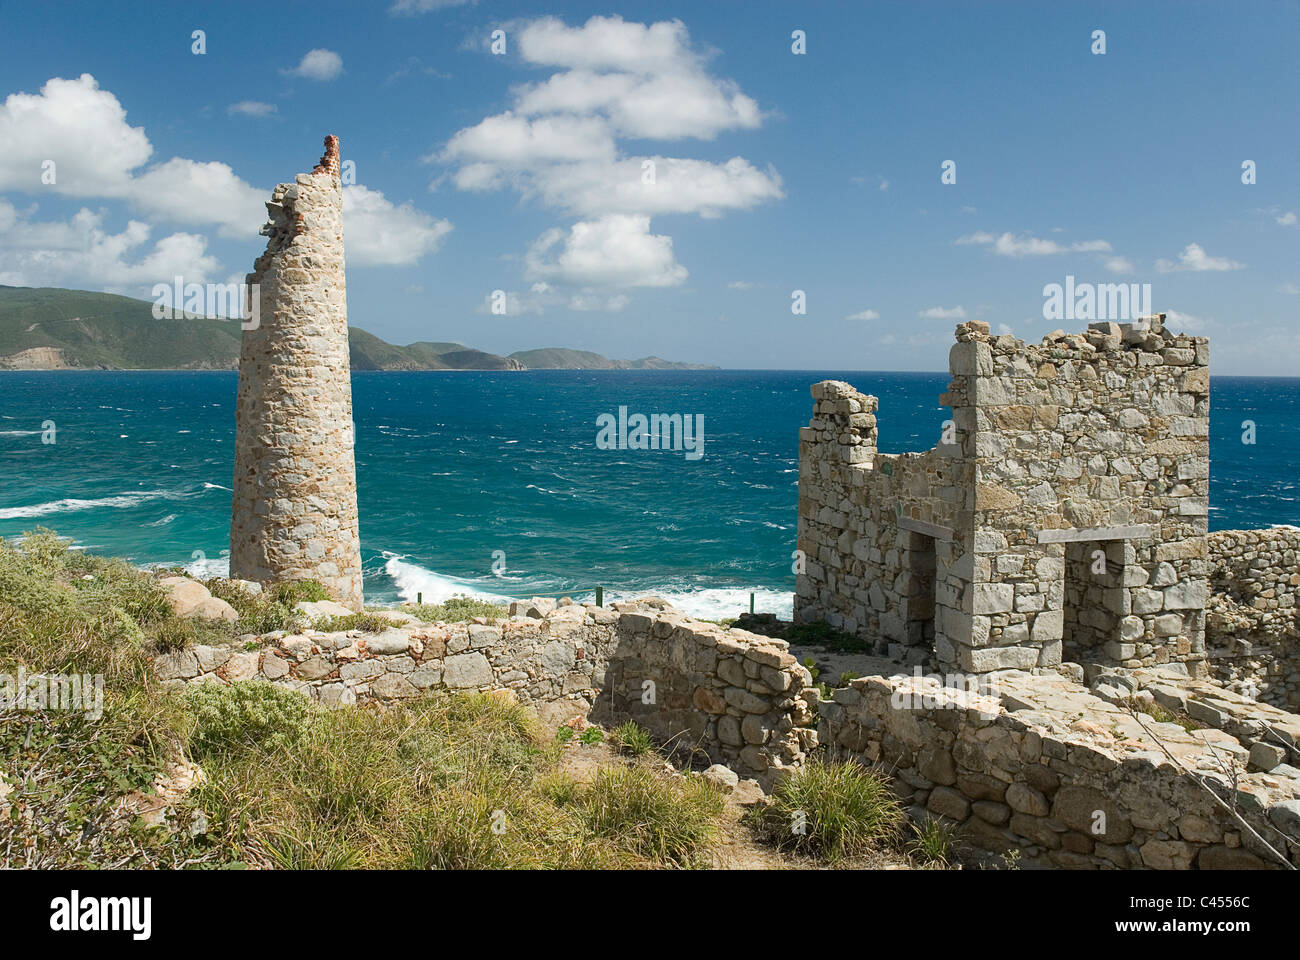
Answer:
[230,135,364,609]
[797,316,1210,676]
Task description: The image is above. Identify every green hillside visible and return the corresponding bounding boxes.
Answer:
[0,286,714,372]
[0,285,242,369]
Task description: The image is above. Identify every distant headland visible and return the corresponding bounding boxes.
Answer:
[0,286,717,372]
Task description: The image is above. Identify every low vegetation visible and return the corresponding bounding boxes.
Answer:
[311,613,402,634]
[1129,696,1204,732]
[745,759,905,863]
[908,817,957,867]
[0,530,727,869]
[732,613,868,652]
[610,720,654,756]
[393,595,507,624]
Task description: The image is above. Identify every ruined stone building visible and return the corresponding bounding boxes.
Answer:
[230,136,364,609]
[796,316,1212,676]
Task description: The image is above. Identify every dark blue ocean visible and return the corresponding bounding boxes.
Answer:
[0,371,1296,619]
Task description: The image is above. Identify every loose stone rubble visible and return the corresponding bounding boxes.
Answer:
[1206,527,1300,710]
[230,135,364,610]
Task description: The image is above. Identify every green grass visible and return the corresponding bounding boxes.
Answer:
[193,693,723,869]
[397,595,508,624]
[575,765,724,868]
[909,817,956,867]
[1129,696,1203,732]
[785,620,868,652]
[745,759,905,862]
[203,578,332,636]
[0,530,216,866]
[611,721,653,756]
[311,613,402,634]
[0,531,730,870]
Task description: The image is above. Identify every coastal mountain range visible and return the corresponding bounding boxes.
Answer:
[0,286,716,371]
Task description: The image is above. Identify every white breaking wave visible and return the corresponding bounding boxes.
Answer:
[600,585,793,621]
[377,553,793,620]
[383,553,512,604]
[0,490,179,520]
[182,555,229,579]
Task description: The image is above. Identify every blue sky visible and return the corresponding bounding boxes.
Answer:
[0,0,1296,373]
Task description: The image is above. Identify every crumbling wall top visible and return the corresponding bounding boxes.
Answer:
[312,134,341,178]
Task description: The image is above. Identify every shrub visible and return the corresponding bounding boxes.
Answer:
[909,817,956,867]
[611,720,653,756]
[312,613,401,633]
[268,580,331,604]
[746,759,904,862]
[186,681,313,761]
[204,580,305,635]
[399,594,507,623]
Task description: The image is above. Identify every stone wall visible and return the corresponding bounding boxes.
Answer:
[797,316,1211,676]
[231,135,364,609]
[795,381,965,666]
[157,599,817,781]
[158,601,617,724]
[1206,527,1300,709]
[152,588,1300,867]
[591,607,817,779]
[817,670,1300,869]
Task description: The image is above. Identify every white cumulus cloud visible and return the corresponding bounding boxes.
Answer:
[0,75,263,239]
[0,74,454,288]
[919,305,966,320]
[342,185,453,267]
[525,214,687,288]
[437,15,780,300]
[285,49,344,81]
[227,101,277,117]
[1155,243,1244,273]
[957,231,1112,257]
[0,199,220,291]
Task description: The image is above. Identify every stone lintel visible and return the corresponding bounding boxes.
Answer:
[899,517,954,542]
[1036,524,1155,544]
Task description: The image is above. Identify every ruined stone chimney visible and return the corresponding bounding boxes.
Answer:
[230,135,364,609]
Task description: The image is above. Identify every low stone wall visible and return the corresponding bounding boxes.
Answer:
[591,608,817,779]
[155,598,817,781]
[156,601,620,728]
[1206,528,1300,709]
[816,670,1300,869]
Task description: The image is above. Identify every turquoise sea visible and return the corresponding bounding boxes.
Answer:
[0,371,1296,620]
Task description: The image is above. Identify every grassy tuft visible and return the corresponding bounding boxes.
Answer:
[185,681,313,762]
[909,817,956,867]
[746,759,904,862]
[611,720,654,756]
